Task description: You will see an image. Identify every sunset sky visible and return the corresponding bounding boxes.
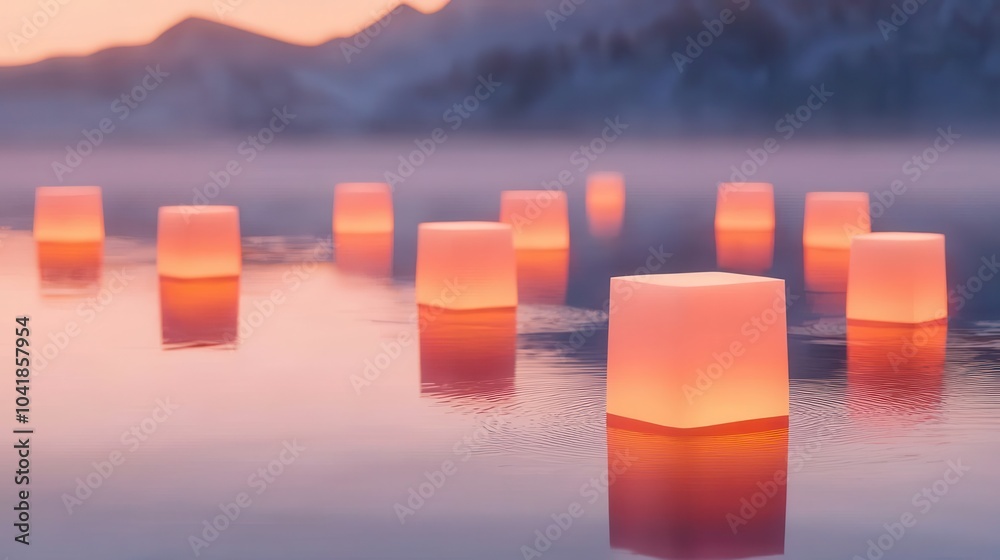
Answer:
[1,0,450,66]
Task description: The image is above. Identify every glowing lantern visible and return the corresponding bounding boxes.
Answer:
[33,186,105,243]
[847,321,945,423]
[157,206,242,279]
[415,222,517,310]
[419,307,516,402]
[160,276,239,348]
[608,272,789,431]
[516,249,569,305]
[608,424,788,559]
[333,182,394,235]
[499,190,569,249]
[803,192,870,249]
[715,182,774,231]
[846,233,947,324]
[335,232,393,278]
[715,228,774,274]
[586,173,625,239]
[804,246,850,293]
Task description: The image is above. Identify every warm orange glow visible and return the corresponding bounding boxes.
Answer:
[499,190,569,250]
[715,183,774,231]
[586,173,625,239]
[160,276,239,348]
[415,222,517,310]
[804,247,850,293]
[157,206,242,279]
[608,424,788,559]
[36,241,102,291]
[607,272,789,430]
[715,228,774,274]
[0,1,451,66]
[33,186,105,243]
[847,321,945,422]
[846,233,947,324]
[333,183,394,235]
[419,306,516,402]
[335,232,393,278]
[803,192,870,249]
[515,249,569,305]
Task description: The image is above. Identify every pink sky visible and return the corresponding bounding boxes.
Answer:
[1,0,449,66]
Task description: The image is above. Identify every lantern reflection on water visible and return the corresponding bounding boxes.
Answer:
[608,423,788,559]
[160,276,239,348]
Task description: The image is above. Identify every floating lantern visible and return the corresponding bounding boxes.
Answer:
[157,206,242,279]
[415,222,517,310]
[715,228,774,274]
[608,424,788,559]
[608,272,789,431]
[516,249,569,305]
[846,233,947,324]
[160,276,239,348]
[803,192,870,249]
[333,182,394,235]
[419,307,516,402]
[499,190,569,250]
[715,182,774,232]
[804,246,850,293]
[33,186,105,243]
[847,321,945,423]
[36,241,102,291]
[586,172,625,239]
[335,232,394,278]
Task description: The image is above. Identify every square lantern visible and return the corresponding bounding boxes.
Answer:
[158,206,242,279]
[416,222,517,310]
[715,183,774,231]
[846,233,947,324]
[608,272,789,431]
[499,190,569,249]
[333,182,394,235]
[34,186,105,243]
[803,192,870,249]
[586,172,625,239]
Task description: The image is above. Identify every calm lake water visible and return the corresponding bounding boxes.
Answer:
[0,139,998,559]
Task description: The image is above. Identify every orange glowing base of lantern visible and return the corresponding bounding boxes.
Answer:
[160,276,239,348]
[803,192,870,249]
[608,423,788,559]
[419,306,516,401]
[36,241,102,290]
[716,228,775,274]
